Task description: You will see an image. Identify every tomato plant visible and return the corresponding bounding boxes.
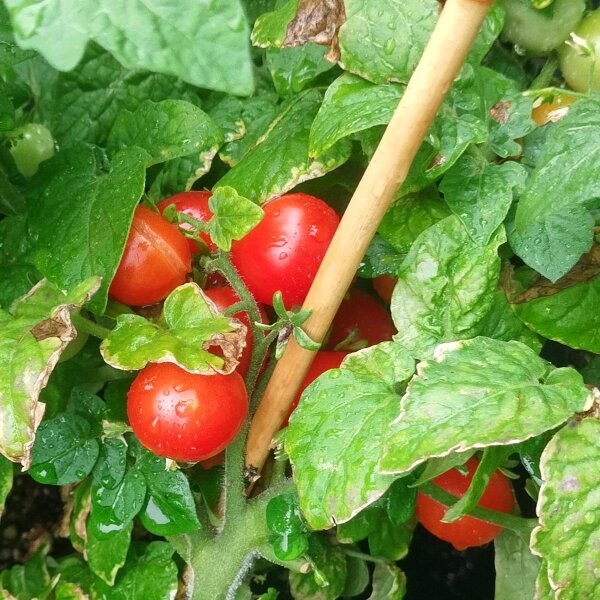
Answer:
[157,190,216,253]
[325,287,395,350]
[109,204,192,306]
[230,193,339,307]
[2,1,600,598]
[203,285,267,377]
[127,362,248,462]
[416,457,515,550]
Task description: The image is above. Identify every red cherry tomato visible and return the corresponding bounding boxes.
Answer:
[127,362,248,462]
[372,274,397,304]
[284,351,349,426]
[203,286,268,378]
[230,193,339,307]
[416,457,515,550]
[109,205,192,306]
[157,190,215,254]
[325,288,396,351]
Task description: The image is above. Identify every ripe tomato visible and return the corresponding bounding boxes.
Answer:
[203,286,268,378]
[325,288,396,351]
[109,205,192,306]
[532,94,576,126]
[559,8,600,92]
[230,193,339,307]
[416,457,515,551]
[127,362,248,462]
[157,190,216,254]
[284,351,349,426]
[372,274,397,304]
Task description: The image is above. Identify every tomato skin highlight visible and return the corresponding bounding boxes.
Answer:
[127,362,248,462]
[416,457,515,550]
[284,351,349,426]
[325,287,396,350]
[202,286,268,377]
[157,190,215,254]
[109,205,192,306]
[230,193,339,307]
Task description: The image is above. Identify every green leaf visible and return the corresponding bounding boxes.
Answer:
[251,0,298,47]
[208,186,264,251]
[25,46,200,148]
[267,43,335,97]
[390,216,505,359]
[0,455,13,519]
[29,145,146,314]
[266,493,309,561]
[368,563,407,600]
[379,337,593,475]
[29,413,100,485]
[309,73,403,157]
[477,291,541,353]
[107,99,223,168]
[92,437,128,491]
[289,535,347,600]
[4,0,253,95]
[368,516,415,561]
[440,156,527,246]
[531,418,600,599]
[511,98,600,281]
[89,462,147,537]
[100,283,245,373]
[494,528,541,600]
[68,480,91,553]
[138,450,201,536]
[216,89,351,203]
[285,343,415,530]
[513,274,600,353]
[338,0,438,84]
[468,3,505,65]
[0,79,15,131]
[341,553,369,597]
[0,277,99,466]
[0,543,56,600]
[356,235,404,278]
[378,188,451,254]
[91,542,178,600]
[218,95,280,167]
[86,520,133,585]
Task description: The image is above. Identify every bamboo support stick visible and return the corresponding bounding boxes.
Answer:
[245,0,496,475]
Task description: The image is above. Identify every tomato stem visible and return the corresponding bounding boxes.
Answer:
[419,481,536,542]
[339,548,392,565]
[71,312,112,339]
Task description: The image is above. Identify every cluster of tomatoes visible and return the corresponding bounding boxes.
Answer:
[108,189,516,551]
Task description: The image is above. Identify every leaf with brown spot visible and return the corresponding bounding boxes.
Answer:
[284,0,346,61]
[490,101,512,125]
[0,277,101,468]
[100,283,247,374]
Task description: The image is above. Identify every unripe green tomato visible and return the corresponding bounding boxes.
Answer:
[559,9,600,92]
[9,123,55,177]
[501,0,585,53]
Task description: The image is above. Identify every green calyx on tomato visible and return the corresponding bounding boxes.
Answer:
[127,362,248,462]
[157,190,216,254]
[109,204,192,306]
[416,457,515,550]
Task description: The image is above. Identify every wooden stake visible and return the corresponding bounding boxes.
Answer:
[245,0,496,475]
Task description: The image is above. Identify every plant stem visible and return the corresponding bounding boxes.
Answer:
[529,54,559,90]
[71,312,111,339]
[339,548,391,565]
[420,481,537,542]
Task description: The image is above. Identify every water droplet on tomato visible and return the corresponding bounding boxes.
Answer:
[175,399,195,417]
[152,416,159,428]
[163,389,170,396]
[279,252,288,260]
[143,383,154,391]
